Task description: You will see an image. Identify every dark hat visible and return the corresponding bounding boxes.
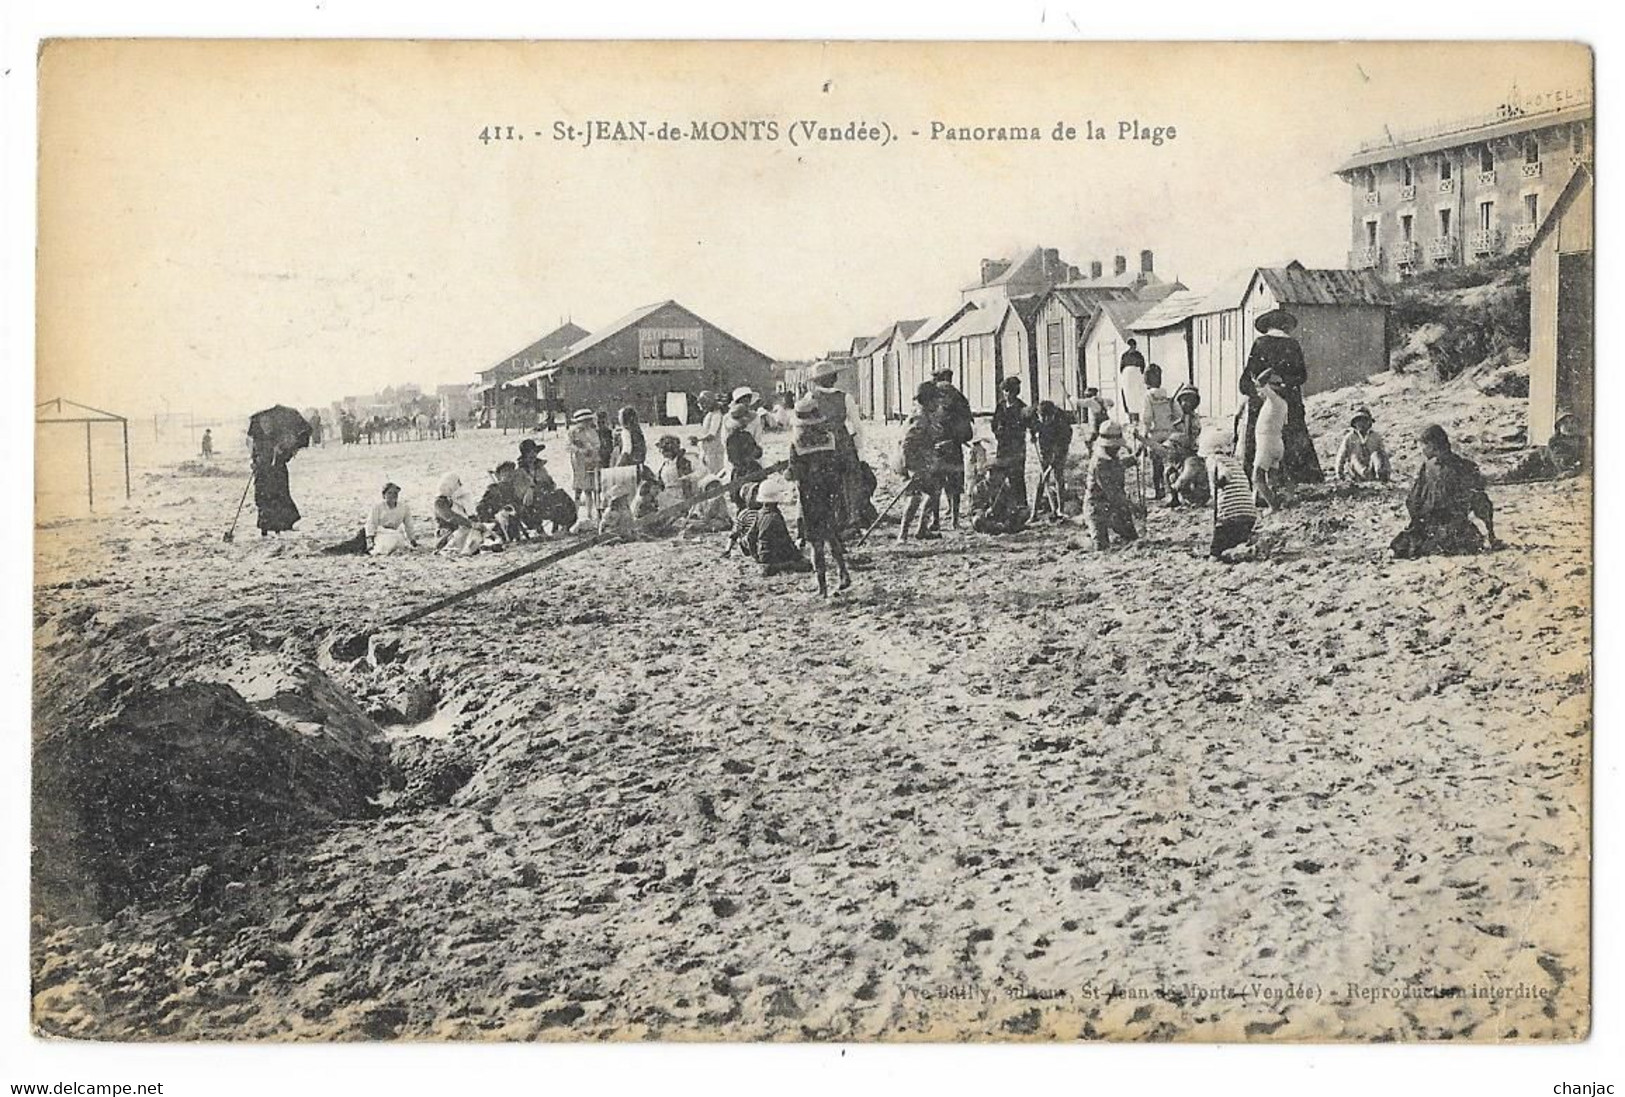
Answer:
[1001,375,1023,391]
[519,438,541,453]
[381,482,401,495]
[933,368,954,383]
[1255,308,1299,334]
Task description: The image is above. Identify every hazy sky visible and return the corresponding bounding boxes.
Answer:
[37,40,1589,418]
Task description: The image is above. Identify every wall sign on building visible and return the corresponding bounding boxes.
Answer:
[638,327,704,371]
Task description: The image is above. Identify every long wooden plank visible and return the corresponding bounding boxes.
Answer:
[376,460,789,632]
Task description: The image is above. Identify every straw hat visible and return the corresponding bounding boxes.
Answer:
[794,398,827,424]
[1254,308,1299,334]
[731,386,757,404]
[1097,421,1124,442]
[755,478,790,505]
[810,360,839,382]
[570,408,595,424]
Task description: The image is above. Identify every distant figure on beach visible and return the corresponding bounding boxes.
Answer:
[366,481,418,555]
[1335,407,1391,483]
[695,391,728,475]
[199,429,213,460]
[1119,337,1147,424]
[1390,425,1502,558]
[1239,308,1323,485]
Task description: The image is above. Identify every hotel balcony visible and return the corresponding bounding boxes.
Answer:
[1398,184,1416,202]
[1477,170,1497,187]
[1511,223,1538,247]
[1470,228,1504,256]
[1437,178,1456,195]
[1427,236,1457,262]
[1394,241,1422,265]
[1363,192,1382,207]
[1521,160,1544,179]
[1349,245,1382,269]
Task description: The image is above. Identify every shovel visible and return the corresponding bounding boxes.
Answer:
[223,471,254,542]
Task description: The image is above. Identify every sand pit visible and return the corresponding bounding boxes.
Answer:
[30,392,1590,1041]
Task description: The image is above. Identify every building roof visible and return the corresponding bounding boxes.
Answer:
[1135,279,1188,303]
[937,301,1007,341]
[1044,284,1136,318]
[906,305,975,346]
[1529,162,1593,253]
[1129,290,1206,333]
[1089,299,1154,337]
[855,318,928,358]
[1193,263,1391,315]
[484,321,591,378]
[1335,102,1592,175]
[548,300,775,370]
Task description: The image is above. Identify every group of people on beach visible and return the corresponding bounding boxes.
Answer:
[316,304,1586,588]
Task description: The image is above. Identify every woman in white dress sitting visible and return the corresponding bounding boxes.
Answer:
[366,482,419,555]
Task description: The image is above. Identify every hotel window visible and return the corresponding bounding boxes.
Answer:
[1478,201,1494,232]
[1401,160,1414,186]
[1525,193,1539,224]
[1439,157,1453,181]
[1524,136,1540,164]
[1480,145,1494,173]
[1401,214,1414,242]
[1439,208,1452,237]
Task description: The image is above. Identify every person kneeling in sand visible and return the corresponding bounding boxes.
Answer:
[367,481,418,555]
[1390,424,1502,558]
[725,478,812,576]
[1201,422,1259,563]
[1502,412,1588,483]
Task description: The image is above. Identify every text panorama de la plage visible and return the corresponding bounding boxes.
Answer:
[478,118,1179,149]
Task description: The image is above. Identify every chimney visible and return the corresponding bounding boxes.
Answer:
[1140,249,1154,274]
[1114,254,1128,276]
[980,258,1000,285]
[1067,265,1081,281]
[1043,247,1061,274]
[1090,260,1104,279]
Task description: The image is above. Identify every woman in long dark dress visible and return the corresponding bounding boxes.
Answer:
[251,440,301,534]
[1237,308,1324,485]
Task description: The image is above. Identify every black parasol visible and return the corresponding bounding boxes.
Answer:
[247,405,313,459]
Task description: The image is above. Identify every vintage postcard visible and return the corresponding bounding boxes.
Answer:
[32,40,1591,1042]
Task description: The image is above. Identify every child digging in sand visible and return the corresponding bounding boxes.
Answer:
[1201,422,1259,562]
[1083,421,1138,551]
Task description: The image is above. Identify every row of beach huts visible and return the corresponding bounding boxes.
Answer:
[792,246,1394,427]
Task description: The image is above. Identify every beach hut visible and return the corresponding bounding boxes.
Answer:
[855,319,927,421]
[930,298,1038,415]
[903,304,977,408]
[1190,263,1391,424]
[1527,164,1593,442]
[1127,289,1205,394]
[1033,285,1138,409]
[1079,299,1155,422]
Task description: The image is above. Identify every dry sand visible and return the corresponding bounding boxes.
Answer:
[31,378,1590,1041]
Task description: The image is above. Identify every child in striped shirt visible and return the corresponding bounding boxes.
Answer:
[1200,423,1259,561]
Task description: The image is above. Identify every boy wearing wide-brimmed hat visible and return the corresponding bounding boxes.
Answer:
[1335,406,1391,483]
[897,382,943,542]
[568,408,602,517]
[1083,421,1138,551]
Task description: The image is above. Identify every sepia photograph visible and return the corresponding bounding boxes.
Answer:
[10,20,1611,1087]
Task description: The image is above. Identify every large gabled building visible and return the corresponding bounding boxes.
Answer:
[1335,85,1591,280]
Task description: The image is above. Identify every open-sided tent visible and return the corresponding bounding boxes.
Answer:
[36,397,130,510]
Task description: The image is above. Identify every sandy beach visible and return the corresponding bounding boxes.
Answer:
[30,373,1590,1042]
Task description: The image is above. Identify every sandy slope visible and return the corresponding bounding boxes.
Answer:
[31,383,1590,1041]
